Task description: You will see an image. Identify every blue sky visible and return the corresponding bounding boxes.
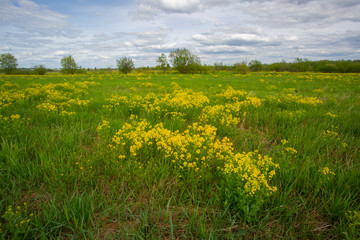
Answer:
[1,0,359,68]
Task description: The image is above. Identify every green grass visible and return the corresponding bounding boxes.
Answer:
[1,71,359,239]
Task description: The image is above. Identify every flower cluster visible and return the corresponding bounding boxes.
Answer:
[110,118,279,197]
[33,81,95,115]
[323,129,339,138]
[1,79,96,118]
[96,120,110,132]
[216,86,247,102]
[285,147,298,155]
[1,203,34,235]
[276,110,306,122]
[0,90,26,110]
[318,167,336,181]
[319,167,336,176]
[200,94,262,128]
[267,93,323,107]
[345,210,360,232]
[325,112,338,118]
[221,151,279,196]
[280,139,298,155]
[200,104,241,127]
[313,88,325,93]
[104,87,210,118]
[0,114,21,121]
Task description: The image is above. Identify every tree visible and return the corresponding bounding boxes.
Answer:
[117,57,134,74]
[33,64,47,75]
[156,53,169,73]
[169,48,201,74]
[214,62,225,71]
[291,58,311,72]
[61,55,78,74]
[233,62,249,74]
[248,60,263,72]
[0,53,18,74]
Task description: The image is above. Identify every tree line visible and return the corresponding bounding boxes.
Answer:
[1,50,360,75]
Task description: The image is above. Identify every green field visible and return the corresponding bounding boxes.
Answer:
[1,71,360,239]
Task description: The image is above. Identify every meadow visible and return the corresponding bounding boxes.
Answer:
[0,71,359,239]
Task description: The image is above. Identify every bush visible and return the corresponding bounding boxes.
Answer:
[33,65,47,75]
[76,67,87,74]
[156,53,170,73]
[169,48,201,74]
[290,58,311,72]
[233,62,248,74]
[9,69,31,75]
[187,63,212,74]
[117,57,134,74]
[0,53,18,74]
[214,62,233,72]
[267,61,290,72]
[248,60,263,72]
[61,56,78,74]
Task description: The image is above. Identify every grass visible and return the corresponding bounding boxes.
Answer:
[1,71,360,239]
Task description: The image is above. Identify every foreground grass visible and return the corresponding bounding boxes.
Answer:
[1,71,360,239]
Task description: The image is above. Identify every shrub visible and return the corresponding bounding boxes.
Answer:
[76,67,87,74]
[33,65,47,75]
[290,58,311,72]
[156,53,170,73]
[0,53,18,74]
[61,56,78,74]
[117,57,134,74]
[169,48,201,74]
[233,62,248,74]
[248,60,263,72]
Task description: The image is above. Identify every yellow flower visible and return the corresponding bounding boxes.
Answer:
[10,114,20,120]
[325,112,338,118]
[285,147,297,154]
[319,167,336,176]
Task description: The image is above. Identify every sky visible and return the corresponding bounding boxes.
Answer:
[1,0,359,68]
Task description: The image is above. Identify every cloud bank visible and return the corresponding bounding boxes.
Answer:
[0,0,359,68]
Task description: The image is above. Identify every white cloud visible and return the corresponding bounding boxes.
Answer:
[229,34,271,43]
[132,0,236,19]
[245,0,360,28]
[191,29,278,47]
[0,0,79,37]
[1,46,11,51]
[192,34,207,41]
[157,0,201,13]
[201,45,250,54]
[1,0,360,68]
[283,36,298,41]
[54,50,68,56]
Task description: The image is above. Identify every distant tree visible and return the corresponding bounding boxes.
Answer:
[233,62,249,74]
[268,60,290,72]
[214,62,224,71]
[0,53,18,74]
[61,55,78,74]
[117,57,134,74]
[336,60,360,73]
[313,60,338,73]
[156,53,169,73]
[169,48,201,74]
[291,58,311,72]
[33,64,47,75]
[76,67,87,74]
[214,62,233,71]
[248,60,263,72]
